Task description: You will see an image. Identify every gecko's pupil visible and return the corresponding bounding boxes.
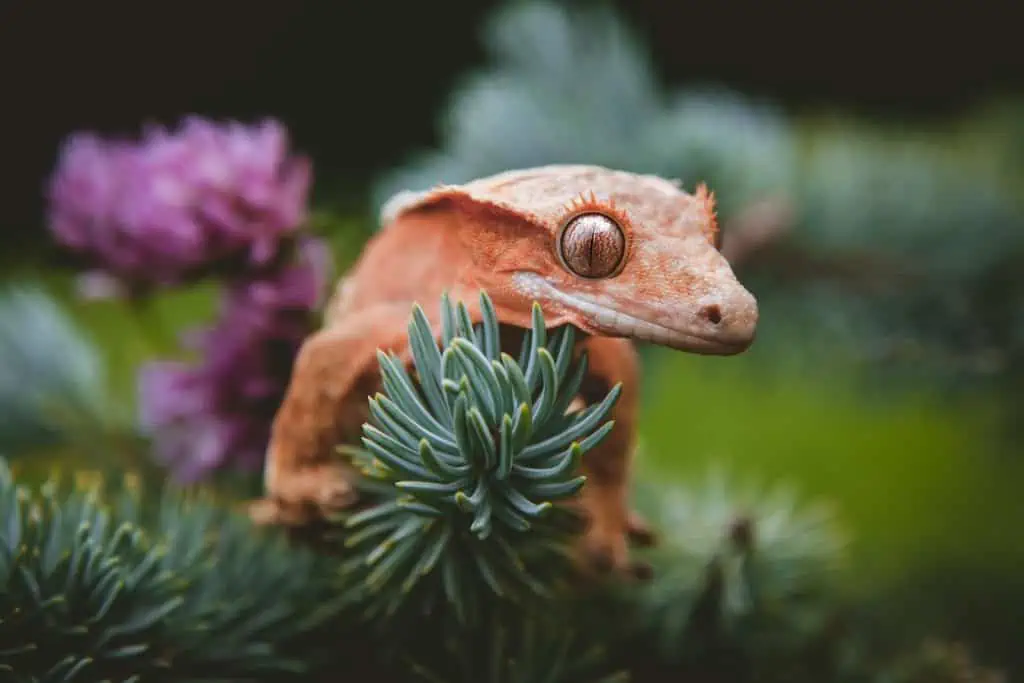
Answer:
[559,213,625,279]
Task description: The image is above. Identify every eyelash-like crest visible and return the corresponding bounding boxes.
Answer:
[695,182,719,246]
[557,190,634,235]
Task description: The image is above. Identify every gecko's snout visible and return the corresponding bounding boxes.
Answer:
[688,284,759,354]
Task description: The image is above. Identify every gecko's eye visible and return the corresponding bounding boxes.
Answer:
[558,213,626,279]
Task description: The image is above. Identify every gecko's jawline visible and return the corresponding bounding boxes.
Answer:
[512,273,751,355]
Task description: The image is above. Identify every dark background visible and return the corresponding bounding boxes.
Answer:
[2,0,1020,247]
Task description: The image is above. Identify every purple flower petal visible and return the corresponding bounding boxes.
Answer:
[46,116,313,294]
[137,236,333,481]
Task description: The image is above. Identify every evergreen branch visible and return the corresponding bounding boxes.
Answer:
[405,604,629,683]
[339,290,616,627]
[591,471,848,682]
[0,458,347,682]
[638,472,844,656]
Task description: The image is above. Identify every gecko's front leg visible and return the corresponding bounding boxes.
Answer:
[250,304,412,527]
[573,336,655,578]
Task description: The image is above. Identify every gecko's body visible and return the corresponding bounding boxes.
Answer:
[253,165,759,575]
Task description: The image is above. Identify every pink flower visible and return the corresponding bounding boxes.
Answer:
[138,239,331,480]
[46,117,311,294]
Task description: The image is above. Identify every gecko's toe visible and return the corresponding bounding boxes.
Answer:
[581,527,633,579]
[248,497,281,526]
[314,470,358,513]
[256,461,358,527]
[630,559,654,581]
[248,496,316,527]
[582,539,651,581]
[586,545,616,574]
[627,510,658,548]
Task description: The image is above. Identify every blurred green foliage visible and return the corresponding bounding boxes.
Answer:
[637,345,1024,669]
[638,345,1022,581]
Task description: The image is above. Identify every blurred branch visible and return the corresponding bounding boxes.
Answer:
[722,195,918,297]
[720,195,796,270]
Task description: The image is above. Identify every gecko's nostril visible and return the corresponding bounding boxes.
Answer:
[700,304,723,325]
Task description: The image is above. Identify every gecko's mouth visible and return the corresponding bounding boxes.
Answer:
[512,273,755,355]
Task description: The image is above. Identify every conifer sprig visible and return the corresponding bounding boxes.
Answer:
[0,459,345,682]
[340,290,620,624]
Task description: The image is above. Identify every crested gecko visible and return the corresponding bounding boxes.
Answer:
[251,164,759,576]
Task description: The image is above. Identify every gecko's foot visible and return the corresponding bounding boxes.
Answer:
[581,526,652,581]
[306,463,359,514]
[250,462,358,527]
[627,509,658,548]
[577,488,654,582]
[582,530,628,575]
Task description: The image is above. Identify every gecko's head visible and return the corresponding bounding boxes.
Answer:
[381,165,758,355]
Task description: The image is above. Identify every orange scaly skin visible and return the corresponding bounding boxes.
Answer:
[251,165,759,576]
